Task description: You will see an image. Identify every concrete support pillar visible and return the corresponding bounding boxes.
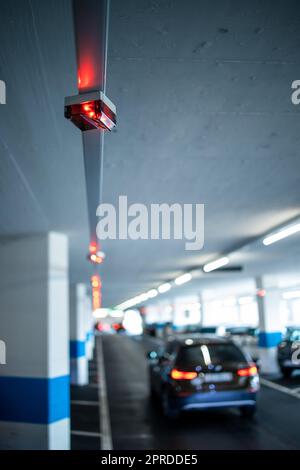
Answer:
[256,277,282,374]
[153,302,172,339]
[154,304,164,339]
[0,233,70,449]
[172,300,182,332]
[70,284,88,385]
[85,293,94,361]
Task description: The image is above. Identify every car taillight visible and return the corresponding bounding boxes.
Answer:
[237,365,257,377]
[170,369,197,380]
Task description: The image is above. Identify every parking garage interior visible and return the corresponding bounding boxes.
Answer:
[1,0,300,459]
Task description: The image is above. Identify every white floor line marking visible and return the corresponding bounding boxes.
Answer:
[261,378,300,399]
[71,430,102,438]
[71,400,99,406]
[97,337,113,450]
[116,434,152,440]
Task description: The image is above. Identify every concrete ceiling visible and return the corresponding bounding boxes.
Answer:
[0,0,300,307]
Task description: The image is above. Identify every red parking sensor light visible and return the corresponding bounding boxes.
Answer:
[89,241,98,254]
[87,242,106,265]
[257,289,266,298]
[87,251,106,265]
[64,91,116,132]
[91,274,102,310]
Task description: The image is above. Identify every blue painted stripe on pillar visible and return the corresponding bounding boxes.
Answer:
[0,375,70,424]
[258,331,282,348]
[86,331,94,341]
[70,340,86,358]
[172,325,182,331]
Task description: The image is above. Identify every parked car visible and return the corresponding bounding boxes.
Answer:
[225,326,260,363]
[277,327,300,377]
[225,326,259,338]
[95,321,114,334]
[183,325,226,336]
[147,334,259,419]
[112,322,126,334]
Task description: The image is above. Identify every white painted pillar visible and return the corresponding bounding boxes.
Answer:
[85,292,94,361]
[0,233,70,449]
[70,284,88,385]
[156,301,173,339]
[256,277,283,374]
[172,300,182,331]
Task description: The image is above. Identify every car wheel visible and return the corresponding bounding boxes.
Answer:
[240,406,256,418]
[281,367,293,378]
[149,380,156,399]
[148,373,157,398]
[161,389,179,420]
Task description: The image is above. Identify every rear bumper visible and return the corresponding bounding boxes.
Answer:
[278,359,300,369]
[170,390,257,412]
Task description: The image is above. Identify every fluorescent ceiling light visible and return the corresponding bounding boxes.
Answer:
[137,293,149,303]
[120,292,150,308]
[174,273,192,285]
[158,282,171,293]
[263,223,300,246]
[109,309,124,318]
[282,290,300,300]
[203,257,229,273]
[93,308,108,319]
[117,296,139,310]
[147,289,158,298]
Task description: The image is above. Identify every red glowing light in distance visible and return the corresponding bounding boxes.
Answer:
[91,275,102,310]
[257,289,266,298]
[89,242,98,254]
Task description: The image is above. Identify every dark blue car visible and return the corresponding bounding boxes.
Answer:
[147,335,259,419]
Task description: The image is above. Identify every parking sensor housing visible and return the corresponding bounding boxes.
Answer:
[64,91,116,131]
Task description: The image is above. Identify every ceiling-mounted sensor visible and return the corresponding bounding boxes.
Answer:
[64,91,116,131]
[87,241,106,264]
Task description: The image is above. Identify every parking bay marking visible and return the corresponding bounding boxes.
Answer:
[71,430,102,438]
[261,378,300,399]
[97,336,113,450]
[71,400,99,406]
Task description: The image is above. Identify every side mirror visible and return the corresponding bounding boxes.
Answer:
[146,351,158,361]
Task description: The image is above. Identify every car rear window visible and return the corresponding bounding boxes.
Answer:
[176,343,246,368]
[199,327,216,333]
